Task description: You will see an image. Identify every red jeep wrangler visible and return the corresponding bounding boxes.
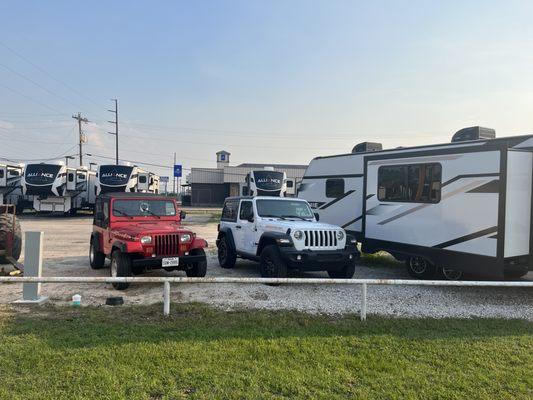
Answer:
[89,193,208,289]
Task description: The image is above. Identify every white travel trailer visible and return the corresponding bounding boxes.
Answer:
[0,163,23,205]
[241,168,288,197]
[96,164,160,195]
[22,163,96,213]
[299,127,533,279]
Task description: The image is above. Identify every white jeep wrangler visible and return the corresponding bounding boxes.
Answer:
[216,196,359,278]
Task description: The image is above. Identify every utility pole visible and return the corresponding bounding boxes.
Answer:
[173,152,177,195]
[108,99,118,165]
[72,113,89,166]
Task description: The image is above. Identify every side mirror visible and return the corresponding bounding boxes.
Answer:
[247,214,254,223]
[314,212,320,221]
[180,211,186,220]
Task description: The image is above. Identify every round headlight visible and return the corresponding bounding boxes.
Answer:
[140,236,152,244]
[293,230,303,240]
[336,230,345,240]
[180,233,192,243]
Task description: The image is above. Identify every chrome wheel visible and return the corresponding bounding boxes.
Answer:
[409,257,428,275]
[111,257,118,278]
[89,243,95,264]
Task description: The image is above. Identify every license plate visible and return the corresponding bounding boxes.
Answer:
[162,257,180,267]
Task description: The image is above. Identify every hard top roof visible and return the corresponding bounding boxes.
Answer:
[224,196,308,202]
[98,192,172,200]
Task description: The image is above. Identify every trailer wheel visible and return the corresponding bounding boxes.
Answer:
[405,256,436,279]
[89,239,106,269]
[0,213,22,263]
[110,250,132,290]
[260,245,287,284]
[218,236,236,268]
[440,267,463,280]
[186,248,207,277]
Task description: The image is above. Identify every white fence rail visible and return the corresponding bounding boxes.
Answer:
[2,276,532,320]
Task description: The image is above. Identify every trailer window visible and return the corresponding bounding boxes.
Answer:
[325,179,345,198]
[139,175,147,184]
[378,163,441,203]
[221,200,239,222]
[0,170,4,179]
[286,180,294,188]
[68,173,74,182]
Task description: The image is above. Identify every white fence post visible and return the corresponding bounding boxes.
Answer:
[14,231,48,305]
[360,283,367,321]
[163,281,170,316]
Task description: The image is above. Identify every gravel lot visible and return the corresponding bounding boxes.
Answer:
[1,214,531,319]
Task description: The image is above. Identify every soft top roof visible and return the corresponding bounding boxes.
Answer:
[98,192,172,200]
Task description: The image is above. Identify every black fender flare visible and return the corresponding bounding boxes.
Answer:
[111,241,127,254]
[257,232,293,256]
[217,227,236,252]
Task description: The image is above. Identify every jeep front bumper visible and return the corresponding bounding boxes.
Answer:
[278,246,360,271]
[132,254,206,269]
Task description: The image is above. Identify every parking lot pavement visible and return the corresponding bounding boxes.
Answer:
[0,214,531,319]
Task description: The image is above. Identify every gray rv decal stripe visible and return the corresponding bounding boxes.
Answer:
[366,194,374,200]
[433,226,498,249]
[319,190,356,209]
[442,173,499,187]
[342,216,362,228]
[376,180,486,225]
[303,174,363,179]
[466,179,500,193]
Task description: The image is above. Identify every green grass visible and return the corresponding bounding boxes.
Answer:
[0,304,531,400]
[359,251,403,268]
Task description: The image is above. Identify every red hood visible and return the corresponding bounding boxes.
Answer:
[111,221,192,237]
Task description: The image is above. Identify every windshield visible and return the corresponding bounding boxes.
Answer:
[256,199,313,219]
[112,199,176,217]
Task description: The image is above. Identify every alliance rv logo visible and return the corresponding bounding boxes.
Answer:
[27,172,55,179]
[101,172,128,179]
[257,177,281,185]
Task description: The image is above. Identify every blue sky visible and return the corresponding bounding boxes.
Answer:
[1,1,533,178]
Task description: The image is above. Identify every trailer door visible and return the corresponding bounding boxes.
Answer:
[66,169,76,191]
[504,150,532,258]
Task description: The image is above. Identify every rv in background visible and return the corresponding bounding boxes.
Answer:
[22,163,96,214]
[96,164,160,195]
[0,163,32,211]
[299,126,533,280]
[241,168,288,197]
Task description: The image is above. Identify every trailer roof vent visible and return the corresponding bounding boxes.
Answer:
[452,126,495,143]
[352,142,383,153]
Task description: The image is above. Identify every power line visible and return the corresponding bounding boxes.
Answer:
[0,39,107,114]
[0,62,87,111]
[0,144,78,163]
[0,82,68,116]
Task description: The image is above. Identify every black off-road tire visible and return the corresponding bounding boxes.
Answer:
[186,248,207,277]
[89,238,106,269]
[405,256,436,279]
[0,213,22,263]
[328,260,356,279]
[110,250,132,290]
[218,236,236,269]
[260,245,288,283]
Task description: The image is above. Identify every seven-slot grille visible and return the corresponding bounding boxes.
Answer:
[154,234,180,256]
[303,230,338,249]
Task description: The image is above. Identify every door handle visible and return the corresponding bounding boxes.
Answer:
[236,225,242,229]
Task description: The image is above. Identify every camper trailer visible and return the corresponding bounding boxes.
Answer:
[96,164,160,195]
[0,163,22,205]
[241,168,288,197]
[299,127,533,279]
[22,163,96,213]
